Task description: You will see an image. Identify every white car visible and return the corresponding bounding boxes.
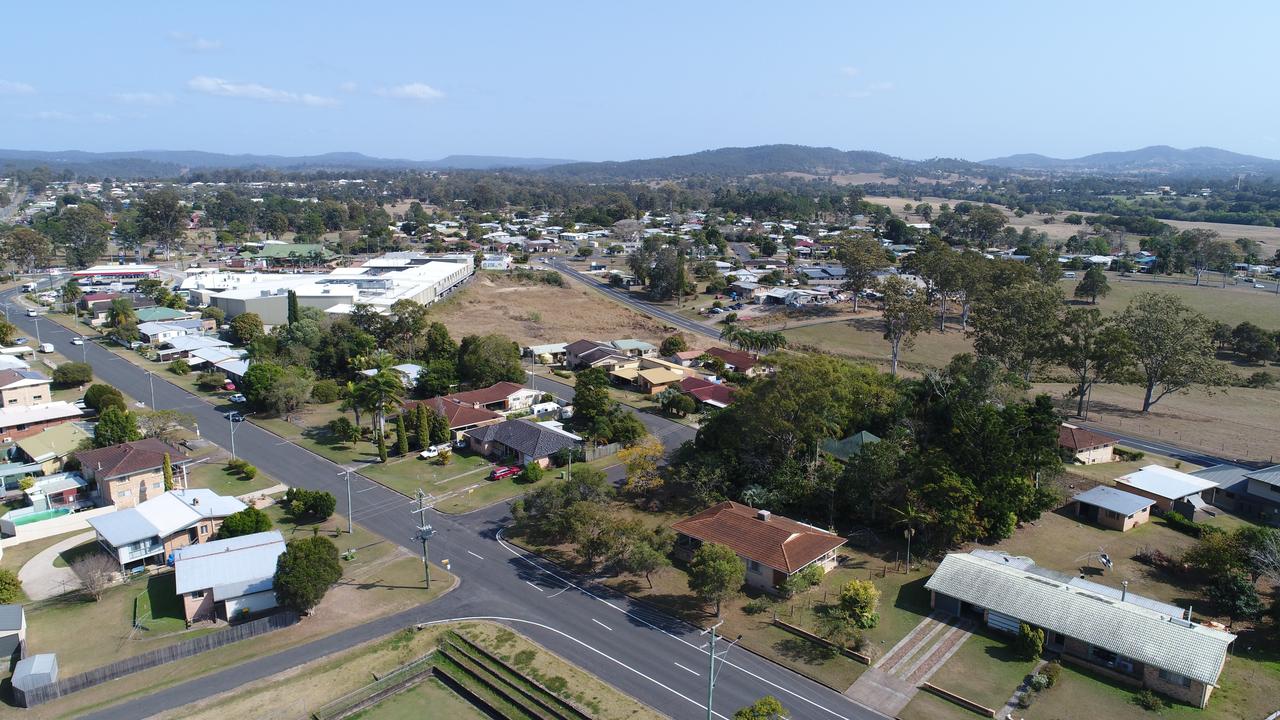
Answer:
[70,337,84,345]
[25,309,38,317]
[1254,283,1267,289]
[419,447,440,459]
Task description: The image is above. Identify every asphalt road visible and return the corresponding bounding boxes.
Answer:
[1,281,883,720]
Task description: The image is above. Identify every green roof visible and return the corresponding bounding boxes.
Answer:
[249,243,333,259]
[16,423,91,463]
[821,430,880,462]
[134,306,189,322]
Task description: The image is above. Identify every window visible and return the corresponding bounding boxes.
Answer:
[189,590,205,599]
[118,490,131,498]
[1158,669,1191,688]
[152,482,162,490]
[199,525,209,535]
[749,560,761,572]
[6,399,15,406]
[32,395,42,402]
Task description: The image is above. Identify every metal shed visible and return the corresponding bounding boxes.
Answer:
[12,652,58,691]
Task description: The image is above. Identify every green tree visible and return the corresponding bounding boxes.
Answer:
[1073,265,1110,304]
[659,333,688,356]
[107,298,137,327]
[377,431,388,462]
[84,383,126,412]
[1014,622,1045,660]
[879,274,932,376]
[287,290,300,325]
[138,188,185,260]
[273,536,343,613]
[1122,292,1231,412]
[162,452,174,491]
[230,312,265,345]
[838,579,881,629]
[242,361,286,412]
[414,404,430,450]
[1231,321,1277,364]
[1055,308,1132,417]
[1,227,53,273]
[837,235,891,312]
[429,408,450,445]
[970,281,1063,381]
[0,568,21,604]
[52,361,93,386]
[58,279,83,312]
[734,696,789,720]
[395,414,409,455]
[687,542,746,616]
[457,334,524,387]
[355,368,405,434]
[168,358,191,375]
[217,506,272,539]
[50,203,111,268]
[0,319,16,346]
[264,369,314,419]
[619,540,670,589]
[94,407,141,447]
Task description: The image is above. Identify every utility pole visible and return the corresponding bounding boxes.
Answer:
[148,371,156,409]
[412,488,437,587]
[338,468,353,534]
[700,621,742,720]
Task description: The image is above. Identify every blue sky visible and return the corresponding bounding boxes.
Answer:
[2,1,1276,162]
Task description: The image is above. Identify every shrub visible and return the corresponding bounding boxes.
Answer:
[168,358,191,375]
[513,649,536,666]
[1014,622,1045,660]
[1114,447,1145,462]
[545,676,568,694]
[1029,673,1050,692]
[52,361,93,386]
[311,379,341,404]
[520,462,544,484]
[196,371,227,390]
[1043,660,1062,688]
[0,568,21,604]
[84,383,125,412]
[218,507,272,539]
[838,579,881,629]
[1016,691,1034,709]
[1164,511,1210,538]
[327,417,357,443]
[1134,689,1165,711]
[241,464,258,480]
[227,458,249,474]
[284,488,336,520]
[743,596,774,615]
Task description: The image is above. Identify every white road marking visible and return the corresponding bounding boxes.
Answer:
[674,661,701,676]
[524,581,544,592]
[417,616,731,719]
[467,550,484,560]
[495,529,858,720]
[592,618,613,631]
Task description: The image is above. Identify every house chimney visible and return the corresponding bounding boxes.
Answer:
[756,510,771,522]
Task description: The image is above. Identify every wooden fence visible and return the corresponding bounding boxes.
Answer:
[14,611,299,707]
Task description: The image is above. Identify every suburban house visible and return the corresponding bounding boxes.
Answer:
[463,418,581,467]
[678,376,736,409]
[0,402,83,441]
[1194,463,1280,526]
[609,339,658,358]
[444,382,541,414]
[0,370,52,407]
[404,396,503,439]
[1115,465,1218,518]
[1059,424,1116,464]
[21,472,93,515]
[133,306,192,324]
[15,423,90,475]
[174,530,287,623]
[1070,485,1155,531]
[88,489,246,570]
[704,347,759,376]
[360,363,424,390]
[0,604,25,657]
[75,439,192,509]
[926,551,1235,708]
[671,502,845,593]
[155,334,235,362]
[821,430,881,462]
[524,343,568,365]
[136,319,207,346]
[565,339,639,371]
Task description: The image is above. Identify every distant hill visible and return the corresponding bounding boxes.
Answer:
[0,149,575,178]
[981,145,1280,175]
[542,144,908,180]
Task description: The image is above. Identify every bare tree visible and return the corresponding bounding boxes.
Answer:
[73,553,118,601]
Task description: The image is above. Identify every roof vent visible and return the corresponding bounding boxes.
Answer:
[756,510,771,522]
[191,496,200,506]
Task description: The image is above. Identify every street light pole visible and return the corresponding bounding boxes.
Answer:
[700,621,742,720]
[148,371,156,409]
[338,469,353,534]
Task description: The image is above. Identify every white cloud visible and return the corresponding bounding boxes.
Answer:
[169,31,221,52]
[113,91,175,106]
[338,81,359,93]
[378,82,444,101]
[840,66,860,77]
[25,110,115,123]
[187,76,338,107]
[0,80,35,95]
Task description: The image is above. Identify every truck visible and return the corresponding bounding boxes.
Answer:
[21,282,37,292]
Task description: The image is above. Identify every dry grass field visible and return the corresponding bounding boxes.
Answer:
[430,274,669,346]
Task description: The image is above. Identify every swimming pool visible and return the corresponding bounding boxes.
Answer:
[10,507,71,525]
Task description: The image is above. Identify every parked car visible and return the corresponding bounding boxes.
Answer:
[224,382,237,391]
[489,465,521,481]
[70,337,84,345]
[1062,271,1077,279]
[25,308,38,317]
[227,393,247,403]
[12,337,26,345]
[225,411,245,422]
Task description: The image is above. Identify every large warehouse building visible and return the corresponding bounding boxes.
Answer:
[180,253,473,324]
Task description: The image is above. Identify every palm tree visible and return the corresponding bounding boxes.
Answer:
[340,380,362,430]
[718,322,746,351]
[891,495,931,572]
[356,369,405,436]
[107,298,136,327]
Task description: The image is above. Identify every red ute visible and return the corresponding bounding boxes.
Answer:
[489,466,521,481]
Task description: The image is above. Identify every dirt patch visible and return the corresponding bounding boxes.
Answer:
[431,275,669,346]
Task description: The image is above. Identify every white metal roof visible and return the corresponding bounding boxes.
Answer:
[174,530,286,600]
[1115,465,1218,501]
[0,401,82,429]
[926,552,1234,685]
[90,490,246,546]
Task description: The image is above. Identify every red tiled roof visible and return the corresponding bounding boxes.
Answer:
[406,397,503,429]
[688,384,736,406]
[1058,424,1114,451]
[443,382,527,407]
[705,346,757,371]
[671,501,845,574]
[75,439,189,480]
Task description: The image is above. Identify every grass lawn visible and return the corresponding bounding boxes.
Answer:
[184,461,279,497]
[986,507,1246,609]
[924,626,1038,711]
[354,677,482,720]
[51,537,101,568]
[1056,272,1280,328]
[784,318,973,374]
[361,451,492,499]
[1027,646,1280,720]
[899,687,989,720]
[1061,447,1198,486]
[433,471,555,514]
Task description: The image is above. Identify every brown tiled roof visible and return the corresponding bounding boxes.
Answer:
[74,439,189,480]
[678,376,736,405]
[705,346,756,371]
[565,339,607,357]
[444,382,527,407]
[1058,424,1114,451]
[671,501,845,574]
[406,397,503,429]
